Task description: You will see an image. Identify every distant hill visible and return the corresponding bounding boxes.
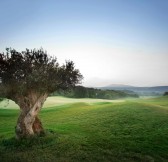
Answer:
[100,85,168,96]
[106,84,134,88]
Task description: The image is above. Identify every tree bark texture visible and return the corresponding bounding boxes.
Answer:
[15,93,47,139]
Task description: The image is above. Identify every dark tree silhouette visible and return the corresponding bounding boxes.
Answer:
[0,48,82,139]
[164,92,168,96]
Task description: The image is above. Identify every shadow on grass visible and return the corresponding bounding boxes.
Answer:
[1,129,59,151]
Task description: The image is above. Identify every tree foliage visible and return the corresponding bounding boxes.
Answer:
[0,48,83,100]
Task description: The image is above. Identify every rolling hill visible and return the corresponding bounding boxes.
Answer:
[1,96,168,161]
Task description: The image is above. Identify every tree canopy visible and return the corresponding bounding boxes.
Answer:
[0,48,82,100]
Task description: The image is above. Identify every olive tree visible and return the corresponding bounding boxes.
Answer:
[0,48,82,139]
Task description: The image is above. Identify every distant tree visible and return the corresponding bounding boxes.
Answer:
[0,48,82,139]
[164,92,168,96]
[73,86,87,98]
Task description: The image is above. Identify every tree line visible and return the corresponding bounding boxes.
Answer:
[52,86,139,99]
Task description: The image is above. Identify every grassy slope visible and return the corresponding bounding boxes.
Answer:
[0,96,168,162]
[0,96,124,109]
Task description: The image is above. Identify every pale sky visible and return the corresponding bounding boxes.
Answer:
[0,0,168,87]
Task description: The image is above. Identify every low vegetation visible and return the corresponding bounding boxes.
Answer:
[1,96,168,161]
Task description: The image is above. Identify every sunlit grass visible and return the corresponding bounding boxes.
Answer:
[0,96,125,109]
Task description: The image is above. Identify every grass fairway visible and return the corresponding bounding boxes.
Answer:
[0,96,124,109]
[0,96,168,161]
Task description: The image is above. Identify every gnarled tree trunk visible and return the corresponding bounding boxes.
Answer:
[15,93,48,139]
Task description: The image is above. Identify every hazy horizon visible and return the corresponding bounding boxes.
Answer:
[84,82,168,88]
[0,0,168,87]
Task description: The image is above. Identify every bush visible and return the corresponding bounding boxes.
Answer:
[163,92,168,96]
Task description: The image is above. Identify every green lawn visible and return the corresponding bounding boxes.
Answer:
[0,96,124,109]
[0,96,168,162]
